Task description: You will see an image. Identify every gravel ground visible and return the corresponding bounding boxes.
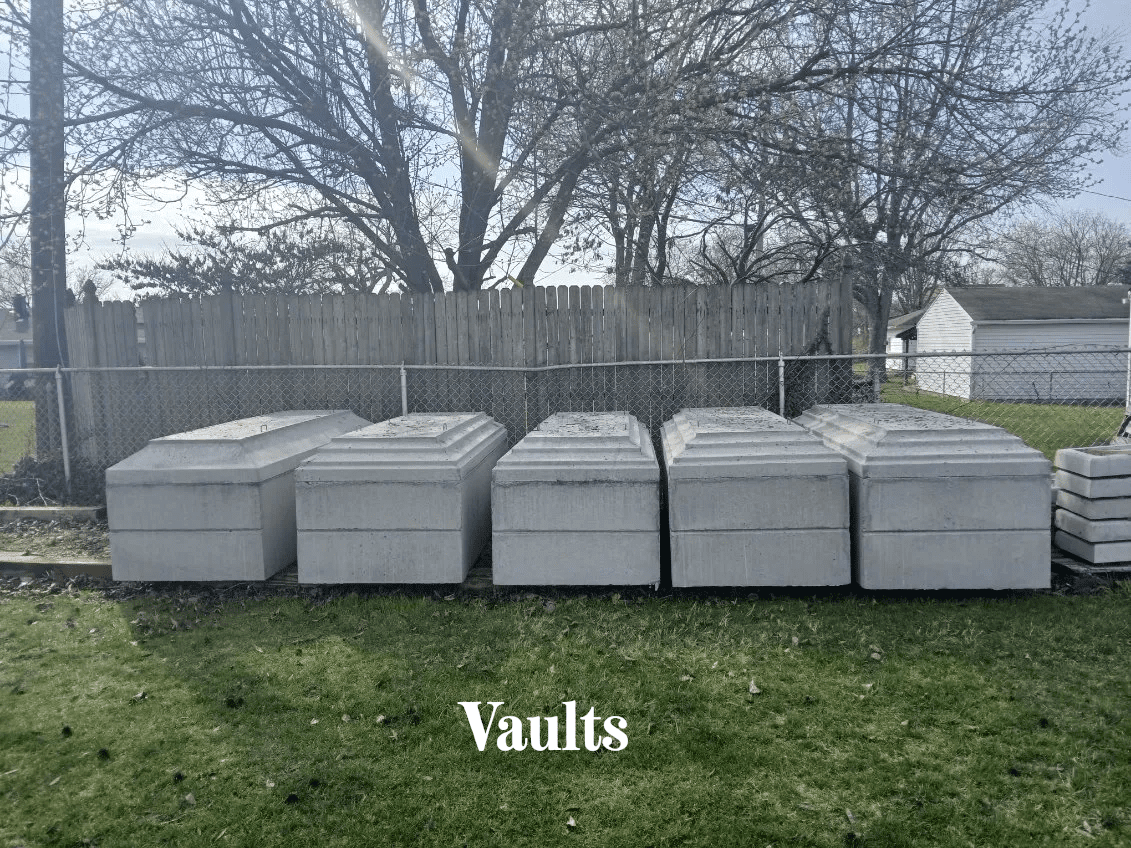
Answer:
[0,518,110,560]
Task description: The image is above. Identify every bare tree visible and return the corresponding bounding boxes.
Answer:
[677,139,839,288]
[1,0,894,294]
[991,208,1131,288]
[0,238,110,309]
[97,220,397,297]
[765,0,1130,373]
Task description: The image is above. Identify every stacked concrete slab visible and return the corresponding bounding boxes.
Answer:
[294,413,507,583]
[107,410,368,581]
[492,412,660,585]
[1053,445,1131,563]
[661,407,850,586]
[795,404,1050,589]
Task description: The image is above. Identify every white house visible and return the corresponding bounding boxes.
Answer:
[914,286,1130,402]
[0,307,33,369]
[885,308,924,371]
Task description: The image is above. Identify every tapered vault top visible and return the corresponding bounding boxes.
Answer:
[296,413,507,483]
[493,412,658,483]
[662,406,847,479]
[106,410,369,485]
[795,404,1049,478]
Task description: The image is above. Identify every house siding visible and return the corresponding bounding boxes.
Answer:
[0,339,30,369]
[971,321,1127,402]
[885,334,917,371]
[915,290,974,398]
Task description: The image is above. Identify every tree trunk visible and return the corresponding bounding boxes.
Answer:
[630,212,655,287]
[29,0,68,368]
[516,165,581,285]
[364,7,444,293]
[868,284,892,384]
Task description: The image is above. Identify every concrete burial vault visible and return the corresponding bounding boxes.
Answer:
[492,412,661,585]
[795,404,1051,590]
[106,410,369,582]
[661,407,850,586]
[294,413,508,583]
[1053,444,1131,563]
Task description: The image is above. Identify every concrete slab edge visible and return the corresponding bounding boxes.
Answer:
[0,556,112,580]
[0,506,106,522]
[1051,547,1131,578]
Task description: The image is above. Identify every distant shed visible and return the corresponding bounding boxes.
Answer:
[915,286,1130,402]
[0,307,33,369]
[885,308,924,372]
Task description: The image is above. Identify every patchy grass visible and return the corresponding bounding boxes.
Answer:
[2,584,1129,847]
[881,383,1124,458]
[0,400,35,473]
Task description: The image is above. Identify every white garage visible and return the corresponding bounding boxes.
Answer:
[914,287,1129,402]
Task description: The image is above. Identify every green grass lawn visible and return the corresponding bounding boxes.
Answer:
[881,383,1124,459]
[2,585,1129,847]
[0,400,35,474]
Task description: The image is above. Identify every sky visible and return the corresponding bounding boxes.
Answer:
[55,0,1131,296]
[1057,0,1131,224]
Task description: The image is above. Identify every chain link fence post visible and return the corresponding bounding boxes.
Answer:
[53,366,70,492]
[777,355,785,416]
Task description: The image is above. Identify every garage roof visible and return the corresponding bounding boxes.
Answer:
[946,286,1130,322]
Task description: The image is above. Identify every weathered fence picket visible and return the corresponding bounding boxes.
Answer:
[60,281,852,471]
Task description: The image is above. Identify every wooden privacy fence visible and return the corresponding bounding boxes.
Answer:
[65,280,851,369]
[58,281,853,477]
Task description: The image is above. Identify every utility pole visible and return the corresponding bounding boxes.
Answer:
[29,0,68,369]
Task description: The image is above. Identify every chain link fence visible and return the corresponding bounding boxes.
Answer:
[1,348,1127,504]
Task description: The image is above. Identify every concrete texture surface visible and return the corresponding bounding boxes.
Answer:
[1054,530,1131,564]
[661,407,850,586]
[1055,469,1131,500]
[492,412,660,585]
[1055,444,1131,478]
[1055,509,1131,543]
[857,530,1051,589]
[107,410,369,581]
[1053,444,1131,564]
[1055,489,1131,521]
[796,404,1050,590]
[294,413,507,583]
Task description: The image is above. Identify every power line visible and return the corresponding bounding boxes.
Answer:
[1079,188,1131,204]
